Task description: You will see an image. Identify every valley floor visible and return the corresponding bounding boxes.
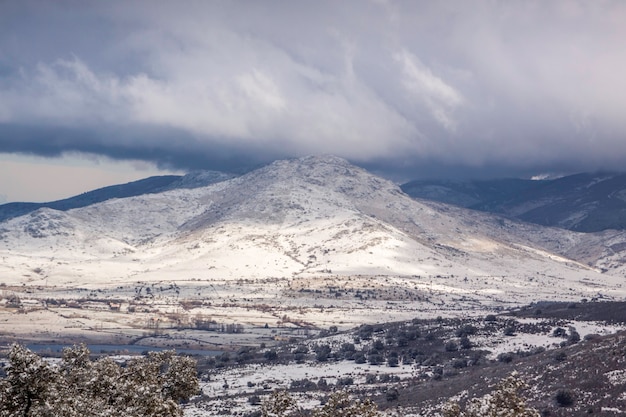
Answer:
[0,268,613,351]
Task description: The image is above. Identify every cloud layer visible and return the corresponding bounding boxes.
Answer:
[2,1,626,179]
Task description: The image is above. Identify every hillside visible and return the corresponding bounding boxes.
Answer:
[183,301,626,416]
[402,172,626,232]
[0,170,233,223]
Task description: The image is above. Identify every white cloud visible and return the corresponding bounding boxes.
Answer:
[237,69,286,112]
[394,49,464,131]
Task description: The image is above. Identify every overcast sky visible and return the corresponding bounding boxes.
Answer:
[1,1,626,202]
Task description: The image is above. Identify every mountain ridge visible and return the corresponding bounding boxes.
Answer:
[5,159,626,234]
[401,172,626,232]
[0,170,234,223]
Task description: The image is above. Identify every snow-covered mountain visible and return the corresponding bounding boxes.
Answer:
[1,155,626,306]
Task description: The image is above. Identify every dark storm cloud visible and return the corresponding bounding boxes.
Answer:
[1,0,626,178]
[0,123,275,173]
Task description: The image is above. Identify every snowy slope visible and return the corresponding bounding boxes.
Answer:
[0,170,234,223]
[0,155,625,305]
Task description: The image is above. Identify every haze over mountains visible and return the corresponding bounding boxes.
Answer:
[1,155,626,308]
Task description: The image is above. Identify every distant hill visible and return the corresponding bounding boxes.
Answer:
[401,172,626,232]
[0,171,234,222]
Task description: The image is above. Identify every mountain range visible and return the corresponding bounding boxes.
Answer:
[1,155,626,309]
[0,171,234,223]
[5,165,626,234]
[401,172,626,232]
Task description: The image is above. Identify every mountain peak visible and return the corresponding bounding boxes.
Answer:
[242,155,400,201]
[262,154,355,175]
[297,154,352,166]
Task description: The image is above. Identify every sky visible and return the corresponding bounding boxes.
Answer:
[1,1,626,203]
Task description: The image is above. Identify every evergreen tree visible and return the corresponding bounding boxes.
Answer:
[0,344,199,417]
[442,373,540,417]
[261,390,380,417]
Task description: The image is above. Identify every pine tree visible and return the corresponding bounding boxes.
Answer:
[313,391,380,417]
[261,390,302,417]
[260,390,380,417]
[442,372,540,417]
[0,344,199,417]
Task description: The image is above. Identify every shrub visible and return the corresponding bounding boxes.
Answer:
[264,350,278,361]
[445,341,458,352]
[337,377,354,386]
[460,335,472,350]
[292,345,308,354]
[386,388,399,402]
[568,328,581,344]
[452,359,467,369]
[359,325,374,340]
[341,343,356,353]
[503,326,516,336]
[354,353,366,364]
[455,325,477,337]
[368,354,384,365]
[365,374,377,384]
[317,378,329,391]
[387,357,399,367]
[555,389,574,407]
[372,340,384,350]
[291,378,317,390]
[315,344,331,362]
[484,314,497,322]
